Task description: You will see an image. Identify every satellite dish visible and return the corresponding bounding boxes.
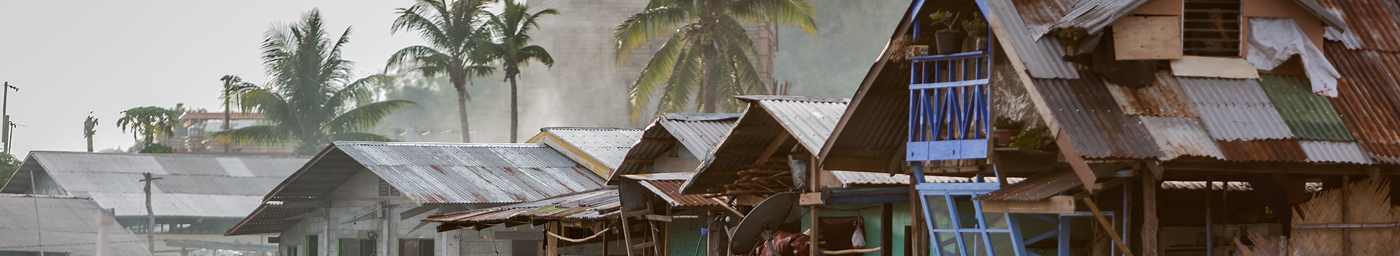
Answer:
[729,193,796,255]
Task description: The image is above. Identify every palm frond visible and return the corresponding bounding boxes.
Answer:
[627,28,692,121]
[327,100,417,133]
[206,125,293,146]
[515,45,554,68]
[613,6,691,64]
[655,42,704,116]
[729,0,818,35]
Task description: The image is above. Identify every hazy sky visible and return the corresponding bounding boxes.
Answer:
[0,1,478,156]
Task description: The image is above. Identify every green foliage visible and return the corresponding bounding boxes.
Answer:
[210,10,415,155]
[0,153,19,184]
[139,143,174,153]
[963,12,987,38]
[1009,125,1048,149]
[615,0,819,121]
[479,0,558,142]
[117,104,183,147]
[774,0,906,97]
[993,117,1025,131]
[928,11,962,34]
[388,0,497,142]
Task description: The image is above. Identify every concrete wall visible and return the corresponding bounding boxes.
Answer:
[276,170,543,256]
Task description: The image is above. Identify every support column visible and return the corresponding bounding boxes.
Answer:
[881,203,892,256]
[1205,178,1213,256]
[808,155,820,256]
[1142,173,1158,256]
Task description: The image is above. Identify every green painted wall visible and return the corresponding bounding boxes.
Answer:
[670,209,708,256]
[794,203,914,256]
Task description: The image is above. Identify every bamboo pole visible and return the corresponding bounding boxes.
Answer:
[1082,197,1135,256]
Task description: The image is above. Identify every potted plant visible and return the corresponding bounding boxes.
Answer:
[1008,125,1049,150]
[992,117,1025,147]
[928,10,964,54]
[963,13,989,52]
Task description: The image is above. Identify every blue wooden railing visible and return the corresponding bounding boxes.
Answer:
[907,51,992,161]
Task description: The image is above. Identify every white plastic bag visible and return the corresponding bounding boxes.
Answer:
[851,215,866,249]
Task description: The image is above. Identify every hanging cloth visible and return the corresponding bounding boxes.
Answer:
[1247,17,1342,97]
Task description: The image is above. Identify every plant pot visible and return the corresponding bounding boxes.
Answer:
[994,129,1017,147]
[935,32,965,55]
[973,36,989,51]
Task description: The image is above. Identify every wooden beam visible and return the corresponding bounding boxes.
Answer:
[979,196,1075,214]
[642,214,673,222]
[1143,173,1159,256]
[753,134,791,165]
[1057,129,1096,192]
[1083,197,1136,256]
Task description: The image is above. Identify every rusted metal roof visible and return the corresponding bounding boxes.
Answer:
[1138,116,1225,160]
[1011,0,1076,37]
[1216,140,1308,162]
[1257,74,1355,141]
[1032,76,1162,159]
[1046,0,1153,37]
[537,127,643,171]
[1177,77,1295,141]
[986,0,1080,79]
[425,187,620,231]
[738,96,849,154]
[830,171,1019,186]
[336,142,605,204]
[1322,42,1400,164]
[608,113,739,184]
[1316,0,1400,51]
[973,162,1132,201]
[0,194,155,256]
[1300,141,1371,164]
[1106,71,1197,117]
[635,178,721,207]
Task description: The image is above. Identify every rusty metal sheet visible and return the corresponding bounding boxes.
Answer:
[1215,140,1308,162]
[1011,0,1077,36]
[1257,74,1355,141]
[1047,0,1154,37]
[986,0,1080,79]
[636,179,721,207]
[425,188,620,228]
[336,142,605,204]
[1322,42,1400,164]
[1138,116,1224,160]
[1316,0,1400,51]
[1177,77,1295,141]
[829,171,1016,186]
[1300,140,1371,164]
[1106,70,1198,117]
[1031,75,1162,159]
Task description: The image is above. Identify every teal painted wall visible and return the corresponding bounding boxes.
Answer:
[670,209,707,256]
[794,203,913,256]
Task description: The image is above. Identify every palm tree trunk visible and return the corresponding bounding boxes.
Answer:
[700,44,718,113]
[509,74,519,143]
[455,84,472,143]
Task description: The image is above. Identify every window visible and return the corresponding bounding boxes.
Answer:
[1183,0,1242,56]
[339,238,377,256]
[379,179,401,197]
[399,239,434,256]
[285,246,298,256]
[303,235,319,256]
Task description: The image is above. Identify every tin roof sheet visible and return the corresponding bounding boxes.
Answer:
[608,114,739,184]
[1216,140,1308,162]
[636,179,721,207]
[1300,140,1372,164]
[738,96,850,154]
[986,0,1080,79]
[1106,71,1198,118]
[424,188,620,228]
[1138,116,1225,160]
[1032,76,1161,159]
[1316,0,1400,51]
[335,142,605,204]
[1011,0,1076,37]
[0,194,154,256]
[539,127,643,170]
[1047,0,1153,37]
[1321,42,1400,164]
[1177,77,1295,141]
[1257,74,1354,141]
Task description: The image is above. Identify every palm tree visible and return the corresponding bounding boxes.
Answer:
[388,0,496,143]
[218,75,258,154]
[480,0,557,143]
[117,105,181,148]
[615,0,818,120]
[210,9,415,155]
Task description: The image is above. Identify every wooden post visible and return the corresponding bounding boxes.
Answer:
[602,226,610,256]
[808,155,820,256]
[881,203,892,256]
[620,214,634,256]
[140,172,162,256]
[1082,197,1135,256]
[1341,175,1350,256]
[910,162,925,256]
[1142,173,1158,256]
[1205,178,1213,256]
[548,222,560,256]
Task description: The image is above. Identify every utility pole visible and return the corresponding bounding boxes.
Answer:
[140,173,162,255]
[2,82,17,154]
[220,76,233,155]
[85,113,98,152]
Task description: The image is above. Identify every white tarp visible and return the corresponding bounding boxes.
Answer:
[1247,17,1341,97]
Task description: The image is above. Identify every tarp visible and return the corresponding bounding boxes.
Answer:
[1248,17,1341,97]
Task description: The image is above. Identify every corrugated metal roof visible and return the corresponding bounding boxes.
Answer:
[84,193,262,218]
[1106,71,1198,117]
[1032,76,1161,159]
[1177,77,1295,141]
[608,114,739,184]
[0,194,154,256]
[985,0,1080,79]
[1011,0,1076,37]
[636,179,721,207]
[1216,139,1308,162]
[1257,74,1355,141]
[1138,116,1225,160]
[424,187,620,229]
[1322,42,1400,164]
[539,127,642,170]
[1046,0,1153,37]
[335,142,605,204]
[1300,140,1372,164]
[738,96,849,154]
[1316,0,1400,51]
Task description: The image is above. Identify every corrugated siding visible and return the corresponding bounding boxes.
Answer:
[1138,116,1225,160]
[1300,140,1372,164]
[543,128,643,170]
[86,192,262,218]
[1323,42,1400,164]
[1177,77,1295,141]
[1049,0,1154,37]
[986,0,1080,79]
[752,97,849,154]
[426,188,620,225]
[0,195,154,256]
[1011,0,1076,36]
[661,114,741,158]
[1216,140,1308,162]
[1032,77,1161,159]
[637,179,721,207]
[1257,74,1354,141]
[1106,71,1198,117]
[1316,0,1400,51]
[335,142,605,204]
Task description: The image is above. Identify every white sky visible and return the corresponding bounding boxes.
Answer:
[0,1,495,156]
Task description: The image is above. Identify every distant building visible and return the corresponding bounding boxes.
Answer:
[0,194,153,256]
[175,112,295,156]
[0,152,308,256]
